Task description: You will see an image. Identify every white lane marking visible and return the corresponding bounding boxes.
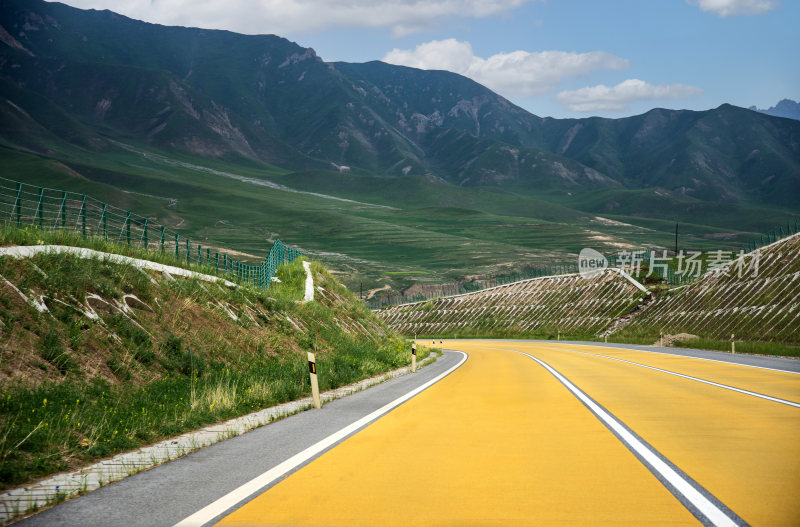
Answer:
[549,342,800,376]
[541,345,800,409]
[173,351,468,527]
[501,348,740,527]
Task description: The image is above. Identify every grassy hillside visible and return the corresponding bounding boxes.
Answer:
[6,142,793,300]
[2,0,799,299]
[0,226,425,491]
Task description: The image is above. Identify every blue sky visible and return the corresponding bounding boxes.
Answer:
[58,0,799,119]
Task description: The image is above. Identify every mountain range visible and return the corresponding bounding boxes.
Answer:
[750,99,800,122]
[1,0,799,289]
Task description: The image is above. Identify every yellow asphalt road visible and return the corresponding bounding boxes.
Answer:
[217,341,800,526]
[533,341,800,403]
[487,341,800,525]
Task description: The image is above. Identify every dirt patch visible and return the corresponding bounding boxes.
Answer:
[592,216,634,228]
[658,333,698,346]
[366,284,390,299]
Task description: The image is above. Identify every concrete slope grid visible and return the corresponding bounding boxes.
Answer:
[620,233,800,342]
[378,268,647,336]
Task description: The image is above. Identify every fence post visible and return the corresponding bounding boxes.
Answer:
[125,211,131,246]
[60,191,67,229]
[13,183,21,226]
[215,252,219,273]
[175,234,179,259]
[160,226,165,253]
[37,187,44,229]
[143,219,148,250]
[186,239,190,263]
[80,195,87,237]
[197,244,201,265]
[223,254,228,274]
[101,204,107,239]
[206,248,210,264]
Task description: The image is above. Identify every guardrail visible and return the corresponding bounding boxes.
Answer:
[0,176,301,289]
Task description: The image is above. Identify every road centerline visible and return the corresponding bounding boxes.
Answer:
[546,342,800,375]
[524,345,800,408]
[498,347,746,527]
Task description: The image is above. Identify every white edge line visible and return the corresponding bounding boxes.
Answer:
[505,349,738,527]
[553,342,800,376]
[172,351,468,527]
[543,346,800,408]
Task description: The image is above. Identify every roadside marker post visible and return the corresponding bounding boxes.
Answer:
[411,342,417,373]
[731,333,736,354]
[307,352,321,409]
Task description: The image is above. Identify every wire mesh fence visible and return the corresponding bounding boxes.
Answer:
[0,176,301,289]
[368,219,800,310]
[366,264,578,309]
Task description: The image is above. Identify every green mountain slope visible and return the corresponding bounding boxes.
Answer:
[4,0,797,206]
[1,0,798,294]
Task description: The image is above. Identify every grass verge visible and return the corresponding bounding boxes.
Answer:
[0,237,420,491]
[672,338,800,358]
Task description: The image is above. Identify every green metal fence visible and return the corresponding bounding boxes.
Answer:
[0,176,301,289]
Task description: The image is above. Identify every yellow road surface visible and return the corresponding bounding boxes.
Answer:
[497,341,800,526]
[534,341,800,404]
[218,344,697,526]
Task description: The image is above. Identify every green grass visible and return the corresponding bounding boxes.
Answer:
[0,233,422,491]
[0,224,234,286]
[0,338,419,490]
[5,141,792,297]
[673,338,800,358]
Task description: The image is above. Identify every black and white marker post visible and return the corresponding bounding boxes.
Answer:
[411,342,417,373]
[307,352,321,409]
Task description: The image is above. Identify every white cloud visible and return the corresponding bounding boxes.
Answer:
[382,39,631,97]
[58,0,532,36]
[686,0,779,17]
[556,79,703,112]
